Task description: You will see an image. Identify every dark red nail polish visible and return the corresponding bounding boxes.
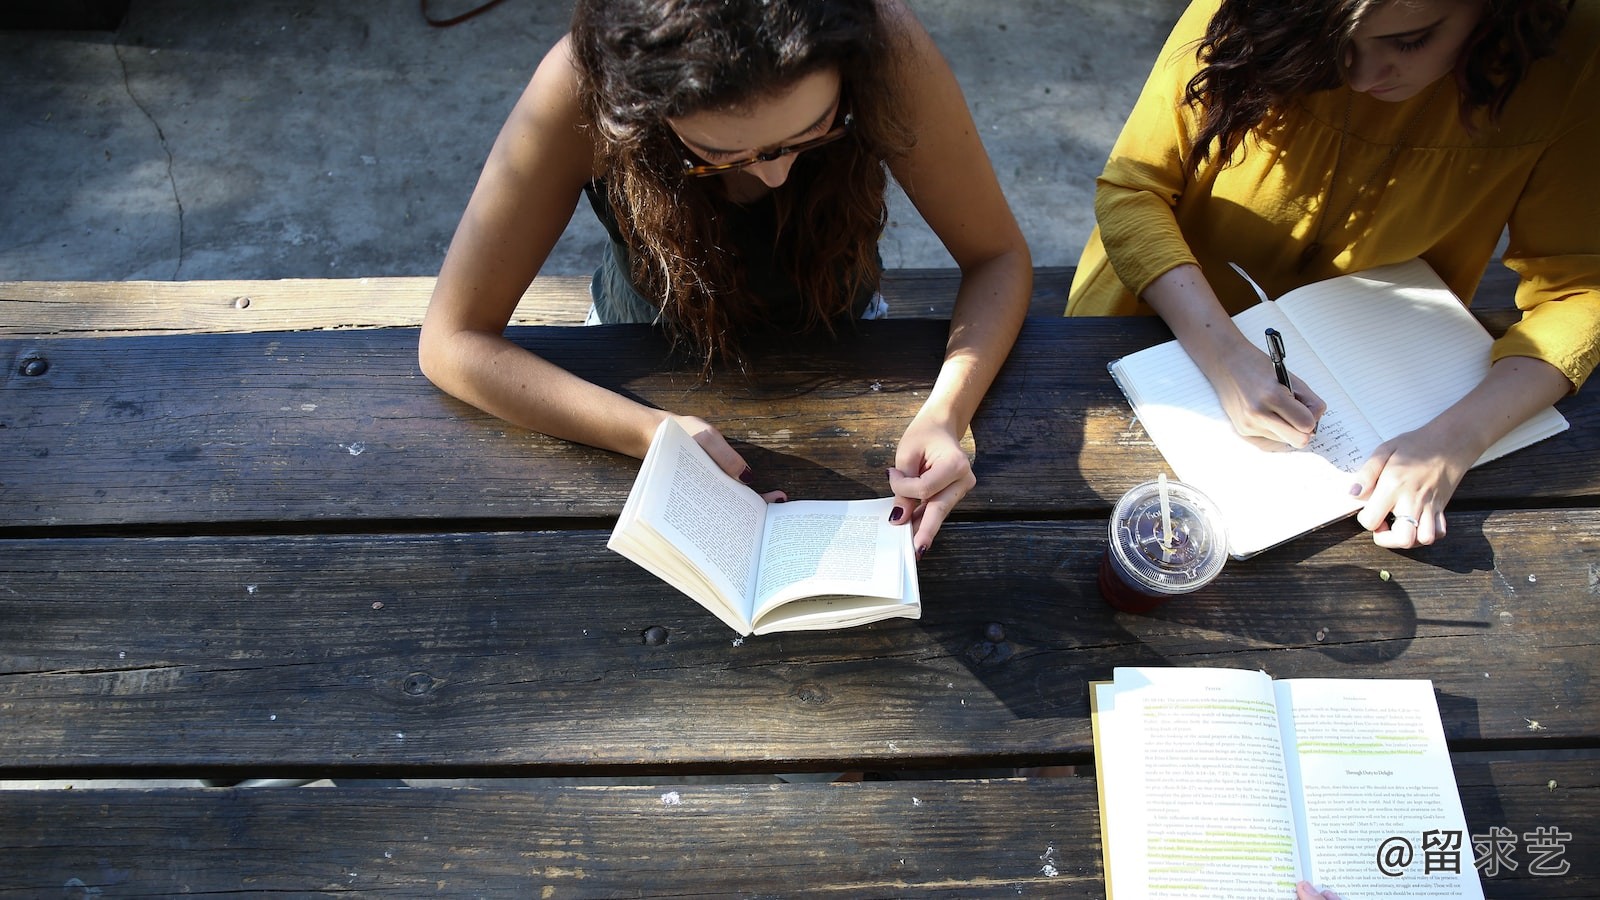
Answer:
[889,506,904,522]
[915,545,927,559]
[739,467,754,484]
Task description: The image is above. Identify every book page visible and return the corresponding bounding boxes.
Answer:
[1278,259,1567,463]
[608,418,769,630]
[749,526,918,635]
[1095,667,1303,899]
[1110,301,1380,557]
[1276,679,1484,899]
[751,497,910,620]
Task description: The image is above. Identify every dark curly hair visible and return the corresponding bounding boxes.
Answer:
[569,0,914,371]
[1182,0,1572,175]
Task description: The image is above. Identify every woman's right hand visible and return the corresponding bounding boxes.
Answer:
[1202,336,1327,450]
[672,414,788,503]
[1140,265,1325,449]
[1296,881,1342,900]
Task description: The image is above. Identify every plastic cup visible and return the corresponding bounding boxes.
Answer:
[1098,479,1228,613]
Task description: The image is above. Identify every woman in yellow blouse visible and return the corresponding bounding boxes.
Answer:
[1070,0,1599,550]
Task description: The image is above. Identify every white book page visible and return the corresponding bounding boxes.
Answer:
[1276,679,1484,899]
[752,497,907,618]
[616,419,768,625]
[749,537,918,635]
[1111,302,1379,557]
[1097,667,1303,899]
[1278,259,1566,462]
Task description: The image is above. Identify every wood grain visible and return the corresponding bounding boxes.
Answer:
[4,318,1594,529]
[0,761,1590,898]
[0,268,1074,336]
[2,511,1596,775]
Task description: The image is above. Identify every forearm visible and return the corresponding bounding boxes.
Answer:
[1141,264,1254,381]
[1427,355,1570,459]
[917,247,1032,433]
[419,327,666,459]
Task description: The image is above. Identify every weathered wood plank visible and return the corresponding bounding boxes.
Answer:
[0,268,1074,336]
[4,318,1594,529]
[2,511,1595,775]
[0,262,1523,337]
[0,759,1591,898]
[0,779,1104,898]
[1455,757,1600,897]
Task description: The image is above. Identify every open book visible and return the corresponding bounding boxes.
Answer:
[1091,667,1484,899]
[1109,259,1569,558]
[608,418,919,636]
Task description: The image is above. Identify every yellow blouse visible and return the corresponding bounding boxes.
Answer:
[1067,0,1600,389]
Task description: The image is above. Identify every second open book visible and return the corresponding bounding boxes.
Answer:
[1109,259,1569,558]
[1092,667,1484,899]
[608,418,919,636]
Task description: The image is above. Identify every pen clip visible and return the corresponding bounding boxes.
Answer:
[1264,328,1292,389]
[1264,328,1286,362]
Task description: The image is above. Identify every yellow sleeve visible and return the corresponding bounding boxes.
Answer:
[1092,0,1219,299]
[1493,40,1600,391]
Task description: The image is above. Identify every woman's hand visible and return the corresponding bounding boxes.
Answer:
[1296,881,1342,900]
[1141,265,1324,449]
[1350,356,1570,549]
[1350,421,1476,548]
[673,414,787,503]
[885,415,976,557]
[1204,337,1327,449]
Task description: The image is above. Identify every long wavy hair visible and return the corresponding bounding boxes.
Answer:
[569,0,913,371]
[1181,0,1572,175]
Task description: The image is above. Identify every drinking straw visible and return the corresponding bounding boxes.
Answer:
[1158,472,1174,551]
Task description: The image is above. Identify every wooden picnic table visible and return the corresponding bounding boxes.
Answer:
[1,269,1595,897]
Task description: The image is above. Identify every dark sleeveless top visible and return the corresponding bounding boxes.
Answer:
[582,178,878,332]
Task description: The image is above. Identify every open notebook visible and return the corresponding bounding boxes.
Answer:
[1108,259,1569,558]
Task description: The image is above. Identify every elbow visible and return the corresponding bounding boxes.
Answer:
[416,321,452,390]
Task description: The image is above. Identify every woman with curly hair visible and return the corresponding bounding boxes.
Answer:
[1069,0,1598,550]
[419,0,1031,556]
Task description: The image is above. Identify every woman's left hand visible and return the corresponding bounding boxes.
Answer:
[885,416,976,558]
[1350,421,1478,549]
[1351,356,1572,550]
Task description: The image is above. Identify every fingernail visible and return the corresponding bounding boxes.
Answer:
[889,506,904,522]
[1348,483,1361,496]
[916,545,927,559]
[739,467,753,484]
[774,496,787,503]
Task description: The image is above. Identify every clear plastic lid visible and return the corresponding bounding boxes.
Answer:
[1107,479,1228,595]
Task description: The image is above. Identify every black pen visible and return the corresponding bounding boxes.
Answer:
[1265,327,1317,434]
[1264,328,1292,392]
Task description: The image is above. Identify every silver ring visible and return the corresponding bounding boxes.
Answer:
[1394,514,1419,528]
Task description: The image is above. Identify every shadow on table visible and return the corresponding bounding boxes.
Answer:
[919,508,1509,736]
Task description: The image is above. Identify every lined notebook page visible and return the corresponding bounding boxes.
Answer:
[1278,259,1568,464]
[1110,302,1381,558]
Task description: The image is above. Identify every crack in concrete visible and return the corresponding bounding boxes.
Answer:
[111,34,185,279]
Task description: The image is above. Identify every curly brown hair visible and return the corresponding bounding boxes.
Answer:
[1182,0,1572,175]
[569,0,914,371]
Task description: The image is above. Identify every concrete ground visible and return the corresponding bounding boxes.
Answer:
[0,0,1187,283]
